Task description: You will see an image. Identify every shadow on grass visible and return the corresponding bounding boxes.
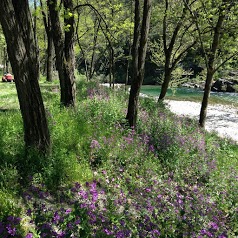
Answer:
[0,108,19,113]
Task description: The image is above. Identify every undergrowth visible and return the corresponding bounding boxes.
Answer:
[0,77,237,237]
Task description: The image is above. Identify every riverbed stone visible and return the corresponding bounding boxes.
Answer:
[211,78,238,93]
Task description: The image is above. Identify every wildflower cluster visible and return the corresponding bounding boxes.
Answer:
[15,171,230,237]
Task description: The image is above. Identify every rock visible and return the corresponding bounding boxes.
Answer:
[211,78,237,93]
[180,82,204,90]
[181,83,194,88]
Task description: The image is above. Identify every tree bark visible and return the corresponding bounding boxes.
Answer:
[199,69,214,127]
[0,0,51,154]
[126,0,152,128]
[48,0,76,107]
[64,0,76,106]
[159,66,172,100]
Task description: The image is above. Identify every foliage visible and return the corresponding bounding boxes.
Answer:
[0,79,237,237]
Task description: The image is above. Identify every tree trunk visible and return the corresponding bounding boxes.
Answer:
[158,0,189,101]
[126,0,152,128]
[125,43,131,92]
[125,0,133,92]
[199,9,226,127]
[46,32,54,82]
[89,19,100,80]
[3,46,8,72]
[40,0,54,82]
[126,0,141,127]
[159,68,172,101]
[48,0,76,107]
[199,69,214,127]
[64,0,76,106]
[0,0,51,154]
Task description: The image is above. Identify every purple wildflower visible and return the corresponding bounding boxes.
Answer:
[25,233,33,238]
[90,140,101,149]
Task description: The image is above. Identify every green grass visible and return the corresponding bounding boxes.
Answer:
[0,76,237,237]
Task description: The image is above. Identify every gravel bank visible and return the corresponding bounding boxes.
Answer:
[165,100,238,142]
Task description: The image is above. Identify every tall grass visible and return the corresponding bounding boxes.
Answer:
[0,77,237,237]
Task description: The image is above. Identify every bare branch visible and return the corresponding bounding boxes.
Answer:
[73,3,116,41]
[183,0,209,68]
[214,51,238,72]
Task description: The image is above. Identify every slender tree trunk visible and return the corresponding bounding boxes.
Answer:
[33,0,37,43]
[46,32,54,82]
[110,47,115,89]
[158,0,189,101]
[89,19,100,80]
[159,67,172,100]
[199,69,214,127]
[0,0,51,154]
[199,9,226,127]
[126,0,141,127]
[77,35,89,81]
[40,0,54,82]
[125,43,131,92]
[3,46,8,72]
[48,0,65,99]
[125,0,133,92]
[126,0,152,128]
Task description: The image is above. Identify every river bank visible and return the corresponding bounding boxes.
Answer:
[101,83,238,142]
[165,100,238,143]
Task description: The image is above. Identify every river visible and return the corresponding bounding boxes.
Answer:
[140,85,238,105]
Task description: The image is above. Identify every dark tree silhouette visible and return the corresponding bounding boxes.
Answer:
[0,0,51,154]
[126,0,152,128]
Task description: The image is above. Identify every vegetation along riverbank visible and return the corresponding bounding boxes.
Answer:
[1,0,238,237]
[0,78,238,237]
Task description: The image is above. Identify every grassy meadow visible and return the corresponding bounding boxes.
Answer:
[0,76,238,237]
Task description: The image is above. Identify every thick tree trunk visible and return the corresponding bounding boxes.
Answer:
[48,0,76,107]
[0,0,51,154]
[64,0,76,106]
[126,0,152,128]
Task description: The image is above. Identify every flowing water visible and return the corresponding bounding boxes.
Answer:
[141,85,238,105]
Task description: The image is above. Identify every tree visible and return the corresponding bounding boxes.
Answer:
[157,0,197,100]
[0,0,51,154]
[48,0,76,107]
[74,0,133,85]
[40,0,54,82]
[184,0,238,127]
[126,0,153,127]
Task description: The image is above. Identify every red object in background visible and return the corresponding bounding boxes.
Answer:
[2,73,14,82]
[6,73,13,81]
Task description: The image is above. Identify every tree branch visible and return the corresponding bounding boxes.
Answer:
[214,51,238,72]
